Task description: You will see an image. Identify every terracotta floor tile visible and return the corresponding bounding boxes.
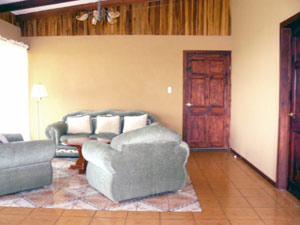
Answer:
[198,198,221,208]
[95,210,127,218]
[239,188,269,197]
[55,216,92,225]
[285,207,300,219]
[254,208,291,220]
[0,215,26,225]
[30,208,64,216]
[218,197,251,208]
[213,188,243,197]
[195,220,230,225]
[61,209,96,217]
[161,219,195,225]
[90,217,125,225]
[127,211,159,219]
[223,208,260,220]
[20,215,59,225]
[233,181,261,189]
[126,218,160,225]
[0,207,33,215]
[193,208,227,220]
[246,196,279,208]
[263,219,300,225]
[229,220,265,225]
[160,212,193,220]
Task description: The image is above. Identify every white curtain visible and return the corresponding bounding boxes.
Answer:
[0,39,30,140]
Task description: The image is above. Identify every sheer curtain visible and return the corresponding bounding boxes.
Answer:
[0,39,30,140]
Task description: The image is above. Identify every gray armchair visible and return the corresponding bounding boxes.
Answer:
[0,134,55,196]
[82,125,190,202]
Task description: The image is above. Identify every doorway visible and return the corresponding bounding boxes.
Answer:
[277,12,300,199]
[183,51,231,149]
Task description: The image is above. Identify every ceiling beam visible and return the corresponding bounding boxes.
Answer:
[0,0,79,13]
[17,0,162,21]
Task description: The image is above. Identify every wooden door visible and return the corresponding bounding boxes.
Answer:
[288,32,300,198]
[183,51,231,148]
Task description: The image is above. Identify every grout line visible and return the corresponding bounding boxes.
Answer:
[87,210,97,225]
[123,211,128,225]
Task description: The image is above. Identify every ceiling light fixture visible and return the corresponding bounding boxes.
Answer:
[76,0,120,25]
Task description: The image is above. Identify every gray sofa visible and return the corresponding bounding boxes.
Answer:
[0,134,55,196]
[45,110,158,151]
[82,125,190,202]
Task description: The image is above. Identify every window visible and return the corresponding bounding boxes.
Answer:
[0,39,29,140]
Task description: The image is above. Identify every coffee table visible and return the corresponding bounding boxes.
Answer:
[62,137,110,174]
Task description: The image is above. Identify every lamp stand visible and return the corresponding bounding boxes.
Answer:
[35,97,41,139]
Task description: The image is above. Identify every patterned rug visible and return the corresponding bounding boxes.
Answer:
[0,158,202,212]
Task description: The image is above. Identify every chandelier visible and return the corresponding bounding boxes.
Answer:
[76,0,120,25]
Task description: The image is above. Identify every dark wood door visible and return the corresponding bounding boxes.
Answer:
[288,32,300,198]
[183,51,231,148]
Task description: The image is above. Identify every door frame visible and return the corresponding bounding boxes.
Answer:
[182,50,231,149]
[277,12,300,189]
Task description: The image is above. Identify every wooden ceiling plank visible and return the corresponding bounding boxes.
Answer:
[17,0,162,21]
[0,0,80,13]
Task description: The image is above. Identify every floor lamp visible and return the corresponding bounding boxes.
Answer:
[31,84,48,139]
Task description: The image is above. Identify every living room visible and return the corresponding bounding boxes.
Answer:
[0,0,300,224]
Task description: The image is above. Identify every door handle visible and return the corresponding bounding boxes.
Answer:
[288,112,295,117]
[186,103,193,107]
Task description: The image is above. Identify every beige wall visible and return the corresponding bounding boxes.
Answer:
[22,35,231,140]
[231,0,300,181]
[0,19,20,41]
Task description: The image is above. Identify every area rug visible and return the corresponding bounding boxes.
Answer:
[0,158,202,212]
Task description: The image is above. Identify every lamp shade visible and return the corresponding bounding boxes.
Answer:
[31,84,48,98]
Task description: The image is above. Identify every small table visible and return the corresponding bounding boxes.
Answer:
[62,137,110,174]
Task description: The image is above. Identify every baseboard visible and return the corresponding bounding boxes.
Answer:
[230,148,276,187]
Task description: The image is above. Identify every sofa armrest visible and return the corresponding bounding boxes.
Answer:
[45,121,67,145]
[82,140,118,174]
[0,140,55,170]
[111,125,182,151]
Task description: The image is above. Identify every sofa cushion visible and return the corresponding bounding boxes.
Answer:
[95,116,120,135]
[122,114,148,133]
[60,134,90,142]
[111,124,182,151]
[66,115,92,134]
[0,135,8,144]
[89,133,118,141]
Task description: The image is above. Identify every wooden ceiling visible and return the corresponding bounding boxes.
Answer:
[0,0,231,37]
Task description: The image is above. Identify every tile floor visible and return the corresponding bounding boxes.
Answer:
[0,150,300,225]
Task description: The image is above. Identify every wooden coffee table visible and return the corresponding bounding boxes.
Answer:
[62,137,110,174]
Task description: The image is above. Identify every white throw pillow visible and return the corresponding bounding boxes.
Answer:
[67,115,92,134]
[0,135,8,143]
[95,115,120,134]
[123,114,148,133]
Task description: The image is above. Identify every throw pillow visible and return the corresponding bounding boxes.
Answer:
[95,115,120,134]
[123,114,148,133]
[0,135,8,144]
[66,115,92,134]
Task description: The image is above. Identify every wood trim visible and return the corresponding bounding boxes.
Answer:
[182,50,231,148]
[276,25,293,188]
[231,148,276,186]
[16,0,162,21]
[0,0,78,13]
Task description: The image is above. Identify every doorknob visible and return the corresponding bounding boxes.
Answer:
[186,103,193,107]
[288,112,295,117]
